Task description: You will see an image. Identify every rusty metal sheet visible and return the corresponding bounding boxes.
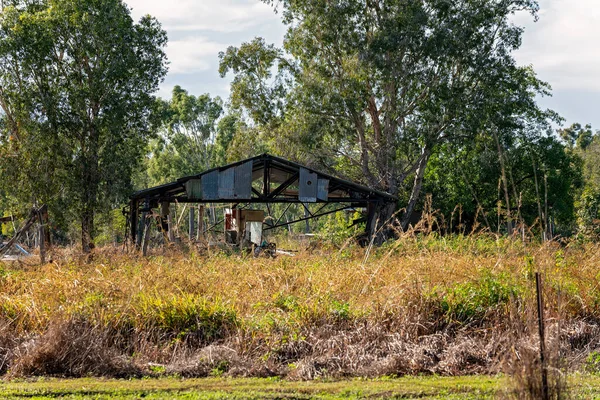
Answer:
[234,161,253,199]
[299,167,318,202]
[201,170,219,200]
[218,167,235,199]
[317,179,329,201]
[185,179,202,200]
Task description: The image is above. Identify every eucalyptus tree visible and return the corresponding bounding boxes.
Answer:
[424,125,582,235]
[220,0,551,231]
[0,0,168,251]
[147,86,223,185]
[559,123,600,235]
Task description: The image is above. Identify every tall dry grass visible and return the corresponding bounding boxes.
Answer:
[0,234,599,383]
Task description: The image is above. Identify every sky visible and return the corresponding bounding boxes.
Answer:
[127,0,600,129]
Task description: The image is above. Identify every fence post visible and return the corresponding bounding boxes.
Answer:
[536,272,549,400]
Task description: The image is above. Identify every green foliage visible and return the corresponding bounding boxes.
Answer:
[0,375,512,399]
[0,0,168,250]
[559,123,595,150]
[319,211,363,245]
[133,294,238,343]
[433,272,521,324]
[585,352,600,374]
[273,293,299,313]
[220,0,550,229]
[575,186,600,237]
[145,87,223,186]
[94,208,127,247]
[569,127,600,237]
[424,127,582,234]
[213,113,243,166]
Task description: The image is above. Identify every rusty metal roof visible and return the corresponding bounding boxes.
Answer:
[131,154,397,205]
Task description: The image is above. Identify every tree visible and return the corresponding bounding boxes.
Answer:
[146,86,223,186]
[213,113,243,166]
[424,125,582,236]
[560,123,600,236]
[559,123,595,151]
[0,0,168,251]
[219,0,551,235]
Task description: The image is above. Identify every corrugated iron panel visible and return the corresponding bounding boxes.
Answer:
[249,221,262,245]
[234,161,253,199]
[185,179,202,200]
[317,179,329,201]
[299,167,318,202]
[218,167,235,199]
[201,170,219,200]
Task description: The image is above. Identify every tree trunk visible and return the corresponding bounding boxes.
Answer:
[401,147,431,230]
[493,130,513,234]
[81,206,94,253]
[80,128,100,253]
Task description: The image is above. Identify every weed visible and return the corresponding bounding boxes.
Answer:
[585,351,600,374]
[0,235,599,380]
[433,271,521,324]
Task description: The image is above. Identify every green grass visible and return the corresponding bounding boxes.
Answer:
[0,376,504,399]
[2,375,600,399]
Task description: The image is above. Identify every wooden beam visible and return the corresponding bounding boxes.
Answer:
[141,216,151,256]
[167,214,175,242]
[129,200,138,246]
[197,205,204,240]
[0,205,44,258]
[38,212,46,265]
[189,207,195,241]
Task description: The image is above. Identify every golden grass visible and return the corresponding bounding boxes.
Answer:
[1,234,599,380]
[2,236,599,330]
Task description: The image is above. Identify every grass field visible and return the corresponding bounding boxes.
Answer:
[1,375,600,399]
[1,234,600,397]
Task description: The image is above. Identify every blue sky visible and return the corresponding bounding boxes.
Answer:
[127,0,600,129]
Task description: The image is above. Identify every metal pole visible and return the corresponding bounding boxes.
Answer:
[304,204,310,234]
[536,272,549,400]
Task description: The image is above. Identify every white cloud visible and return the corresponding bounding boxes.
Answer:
[126,0,277,33]
[128,0,600,127]
[166,37,224,74]
[515,0,600,91]
[123,0,286,96]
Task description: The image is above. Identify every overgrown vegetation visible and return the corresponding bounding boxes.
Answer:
[0,235,598,394]
[2,0,600,248]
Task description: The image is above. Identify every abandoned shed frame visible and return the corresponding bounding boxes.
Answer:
[128,154,397,250]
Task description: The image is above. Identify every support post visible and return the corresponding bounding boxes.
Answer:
[130,200,138,246]
[197,205,204,240]
[37,207,46,265]
[303,204,310,234]
[141,215,151,256]
[136,212,145,249]
[39,223,45,264]
[167,214,175,242]
[365,202,380,242]
[189,207,195,241]
[137,198,149,249]
[536,272,549,400]
[160,201,170,239]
